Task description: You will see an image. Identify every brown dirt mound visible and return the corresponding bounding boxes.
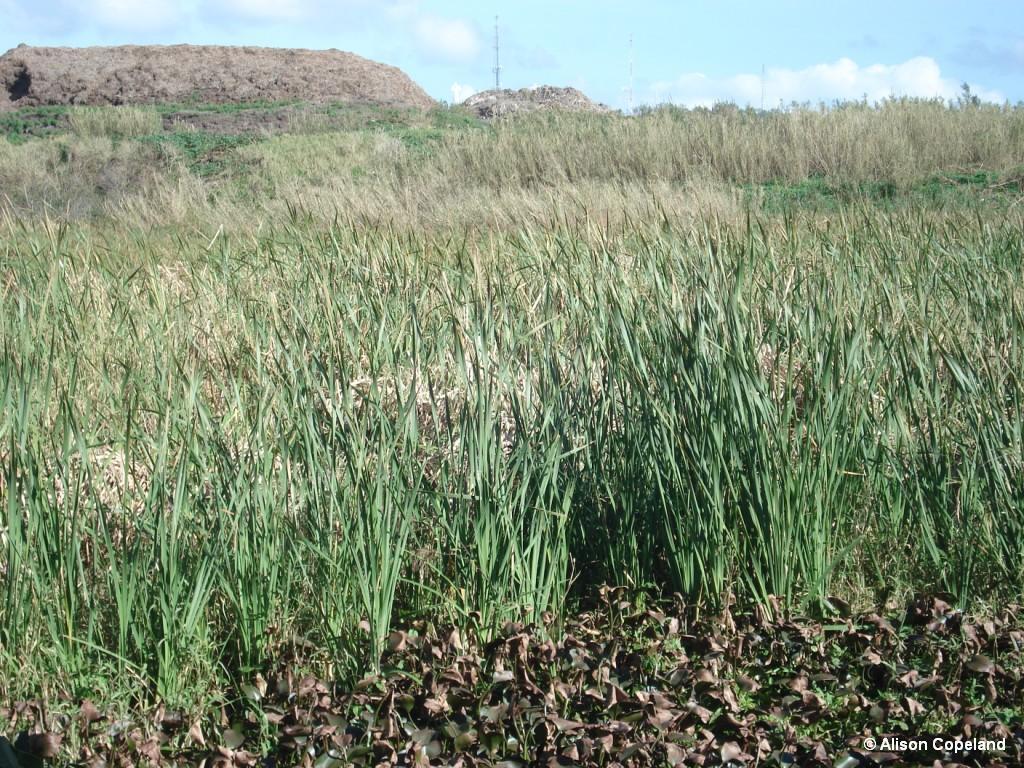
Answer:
[0,44,435,111]
[463,85,611,119]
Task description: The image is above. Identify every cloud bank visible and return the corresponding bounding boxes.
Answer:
[650,57,1004,108]
[88,0,180,30]
[5,0,482,68]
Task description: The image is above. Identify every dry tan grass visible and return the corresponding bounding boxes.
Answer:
[68,106,162,138]
[2,99,1021,233]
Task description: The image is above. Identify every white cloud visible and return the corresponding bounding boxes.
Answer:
[414,15,481,63]
[215,0,310,21]
[384,0,419,22]
[650,57,1004,108]
[450,82,476,103]
[89,0,178,29]
[4,0,482,87]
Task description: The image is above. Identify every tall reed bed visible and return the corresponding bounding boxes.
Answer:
[2,206,1022,705]
[3,99,1023,227]
[418,99,1024,188]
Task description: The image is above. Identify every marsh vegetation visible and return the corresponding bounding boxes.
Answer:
[1,99,1023,766]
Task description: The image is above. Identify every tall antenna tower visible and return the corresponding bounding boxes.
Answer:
[493,16,502,90]
[760,64,766,111]
[628,34,634,114]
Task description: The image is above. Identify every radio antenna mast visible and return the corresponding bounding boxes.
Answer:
[628,34,634,114]
[493,16,502,90]
[760,64,766,111]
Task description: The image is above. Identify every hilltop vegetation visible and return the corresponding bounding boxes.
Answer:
[1,99,1023,766]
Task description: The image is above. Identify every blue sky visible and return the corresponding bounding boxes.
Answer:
[2,1,1020,109]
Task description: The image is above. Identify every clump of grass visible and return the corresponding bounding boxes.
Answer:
[138,130,254,177]
[67,106,163,139]
[154,99,300,115]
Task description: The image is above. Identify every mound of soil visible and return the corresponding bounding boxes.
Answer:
[463,85,610,119]
[0,44,435,111]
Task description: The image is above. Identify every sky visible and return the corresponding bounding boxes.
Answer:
[1,1,1021,110]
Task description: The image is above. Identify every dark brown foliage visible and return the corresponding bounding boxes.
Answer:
[3,595,1022,767]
